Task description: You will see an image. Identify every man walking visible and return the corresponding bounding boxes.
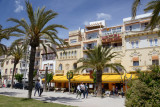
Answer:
[76,84,81,99]
[34,79,40,96]
[80,82,85,98]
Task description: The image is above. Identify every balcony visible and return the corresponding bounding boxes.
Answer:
[112,46,122,52]
[55,70,64,75]
[130,66,148,71]
[125,27,160,37]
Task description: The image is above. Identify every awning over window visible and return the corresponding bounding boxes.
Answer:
[132,57,139,61]
[152,55,159,60]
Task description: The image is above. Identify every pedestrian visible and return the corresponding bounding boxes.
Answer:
[115,86,118,96]
[80,82,85,98]
[85,83,88,98]
[39,83,43,97]
[34,79,40,96]
[76,84,81,99]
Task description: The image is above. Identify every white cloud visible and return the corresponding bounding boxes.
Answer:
[14,0,24,13]
[83,21,89,25]
[96,13,111,20]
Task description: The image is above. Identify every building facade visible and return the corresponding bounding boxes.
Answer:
[53,13,160,91]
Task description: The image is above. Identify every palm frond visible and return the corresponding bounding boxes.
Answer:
[132,0,141,19]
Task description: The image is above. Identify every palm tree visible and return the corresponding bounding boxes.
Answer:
[0,25,9,54]
[76,45,125,97]
[132,0,160,30]
[7,1,67,98]
[3,39,27,88]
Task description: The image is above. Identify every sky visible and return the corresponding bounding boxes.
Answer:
[0,0,151,47]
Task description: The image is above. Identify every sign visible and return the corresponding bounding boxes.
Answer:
[102,34,121,42]
[89,20,106,26]
[89,84,93,88]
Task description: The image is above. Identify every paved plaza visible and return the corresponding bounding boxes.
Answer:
[0,88,125,107]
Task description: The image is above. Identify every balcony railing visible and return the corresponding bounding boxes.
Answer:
[55,70,64,74]
[130,66,148,71]
[112,46,122,52]
[125,27,159,36]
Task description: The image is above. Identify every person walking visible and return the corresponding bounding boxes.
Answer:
[85,83,88,98]
[80,82,85,98]
[39,83,43,97]
[76,84,81,99]
[34,79,40,96]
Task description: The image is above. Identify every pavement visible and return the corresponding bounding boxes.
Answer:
[0,88,125,107]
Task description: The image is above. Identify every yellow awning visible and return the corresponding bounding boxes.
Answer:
[42,73,138,83]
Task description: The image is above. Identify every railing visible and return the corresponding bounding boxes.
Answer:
[125,27,159,36]
[55,70,64,74]
[112,46,122,52]
[69,30,80,36]
[130,66,148,71]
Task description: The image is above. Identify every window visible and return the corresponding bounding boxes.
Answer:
[23,63,25,67]
[116,66,122,72]
[129,26,132,31]
[133,61,139,66]
[43,64,47,69]
[5,69,7,74]
[73,63,77,69]
[155,39,158,46]
[36,52,40,57]
[6,61,9,65]
[50,64,53,69]
[136,41,139,48]
[87,32,98,40]
[70,39,77,44]
[152,60,159,65]
[11,60,14,64]
[131,41,134,48]
[10,68,12,74]
[74,51,77,56]
[60,52,62,57]
[150,39,153,46]
[103,67,109,73]
[59,64,62,70]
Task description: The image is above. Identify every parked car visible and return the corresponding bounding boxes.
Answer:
[13,83,23,89]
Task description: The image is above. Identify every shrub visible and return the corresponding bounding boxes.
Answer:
[125,65,160,107]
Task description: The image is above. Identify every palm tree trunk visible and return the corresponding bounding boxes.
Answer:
[11,62,17,88]
[28,46,36,99]
[96,70,102,97]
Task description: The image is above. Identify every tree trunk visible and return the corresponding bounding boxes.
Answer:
[44,67,48,92]
[94,83,97,95]
[11,62,17,88]
[68,79,70,93]
[96,70,102,97]
[28,46,36,99]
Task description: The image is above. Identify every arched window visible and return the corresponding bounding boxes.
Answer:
[74,51,77,56]
[69,51,71,56]
[60,52,62,57]
[63,52,65,57]
[59,64,63,70]
[72,51,74,56]
[73,63,77,69]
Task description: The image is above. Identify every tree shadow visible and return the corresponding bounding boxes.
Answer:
[35,96,82,104]
[0,92,20,96]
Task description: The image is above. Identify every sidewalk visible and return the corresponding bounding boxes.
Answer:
[0,88,125,107]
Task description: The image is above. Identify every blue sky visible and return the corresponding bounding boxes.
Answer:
[0,0,151,46]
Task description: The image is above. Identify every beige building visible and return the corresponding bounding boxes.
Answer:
[54,13,159,91]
